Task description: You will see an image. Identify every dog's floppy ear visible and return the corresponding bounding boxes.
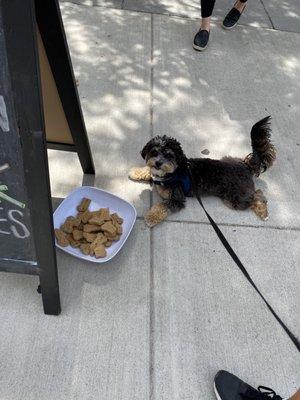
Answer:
[141,136,161,159]
[141,141,152,160]
[165,136,187,167]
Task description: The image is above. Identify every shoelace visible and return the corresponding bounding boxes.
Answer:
[241,386,282,400]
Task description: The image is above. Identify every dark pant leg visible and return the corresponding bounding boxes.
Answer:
[201,0,216,18]
[201,0,247,19]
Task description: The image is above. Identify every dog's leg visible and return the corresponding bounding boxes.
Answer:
[222,199,235,209]
[250,189,269,220]
[144,202,169,227]
[156,185,171,200]
[129,166,151,182]
[145,185,185,227]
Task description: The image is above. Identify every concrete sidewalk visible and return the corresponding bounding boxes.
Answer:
[0,1,299,399]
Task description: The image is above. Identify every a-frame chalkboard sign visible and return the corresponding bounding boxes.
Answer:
[0,0,95,315]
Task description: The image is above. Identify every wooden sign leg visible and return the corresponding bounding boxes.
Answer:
[39,266,61,316]
[33,134,61,316]
[35,0,95,175]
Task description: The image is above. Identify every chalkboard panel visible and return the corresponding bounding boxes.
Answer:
[0,0,94,314]
[0,11,36,262]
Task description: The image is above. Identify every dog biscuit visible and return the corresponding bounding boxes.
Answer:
[66,216,81,228]
[77,222,84,231]
[80,243,91,255]
[101,221,117,235]
[111,213,124,224]
[89,216,105,226]
[67,234,81,248]
[77,198,91,212]
[73,229,84,241]
[60,220,74,234]
[83,232,97,242]
[80,210,92,224]
[99,208,111,221]
[115,224,123,235]
[94,244,107,258]
[83,224,103,233]
[55,229,70,247]
[90,233,107,248]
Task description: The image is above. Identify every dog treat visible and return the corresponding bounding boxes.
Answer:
[98,208,111,221]
[80,243,91,255]
[54,198,124,258]
[66,216,81,228]
[90,233,107,252]
[80,210,92,224]
[111,213,123,225]
[73,229,84,241]
[65,216,75,223]
[94,244,107,258]
[89,216,105,226]
[60,219,74,234]
[77,198,91,212]
[115,224,123,235]
[83,224,103,233]
[55,229,70,247]
[78,222,84,231]
[96,232,108,245]
[83,232,97,243]
[105,233,118,242]
[67,234,81,248]
[101,221,117,236]
[90,210,101,218]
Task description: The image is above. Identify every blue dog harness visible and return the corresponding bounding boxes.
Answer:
[152,170,192,196]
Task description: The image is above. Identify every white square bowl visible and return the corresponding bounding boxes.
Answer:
[53,186,137,263]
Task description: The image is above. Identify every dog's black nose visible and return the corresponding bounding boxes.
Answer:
[155,160,163,168]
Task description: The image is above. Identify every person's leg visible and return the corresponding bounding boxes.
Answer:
[233,0,247,13]
[201,0,216,16]
[193,0,215,51]
[290,389,300,400]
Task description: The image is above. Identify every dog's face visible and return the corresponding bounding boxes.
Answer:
[141,135,186,177]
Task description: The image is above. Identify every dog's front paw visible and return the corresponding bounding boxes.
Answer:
[144,203,169,228]
[129,166,151,182]
[144,212,159,228]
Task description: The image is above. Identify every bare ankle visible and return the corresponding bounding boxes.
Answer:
[234,0,246,12]
[289,389,300,400]
[201,17,211,31]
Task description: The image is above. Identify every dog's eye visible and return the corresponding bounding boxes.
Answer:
[151,149,158,157]
[164,151,173,158]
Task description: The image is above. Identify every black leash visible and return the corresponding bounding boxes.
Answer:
[187,165,300,352]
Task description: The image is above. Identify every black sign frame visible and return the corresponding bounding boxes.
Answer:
[0,0,95,315]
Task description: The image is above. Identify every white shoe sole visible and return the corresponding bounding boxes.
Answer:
[222,23,237,30]
[193,43,208,51]
[213,382,222,400]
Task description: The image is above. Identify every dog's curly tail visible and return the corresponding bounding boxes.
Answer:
[245,116,276,176]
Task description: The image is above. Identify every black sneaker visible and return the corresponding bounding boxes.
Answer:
[193,30,210,51]
[222,4,246,29]
[214,371,283,400]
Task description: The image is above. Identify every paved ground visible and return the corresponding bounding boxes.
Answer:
[0,1,299,399]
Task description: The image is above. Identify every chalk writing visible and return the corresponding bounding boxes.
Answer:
[0,95,9,132]
[0,163,26,208]
[0,163,10,173]
[0,207,30,239]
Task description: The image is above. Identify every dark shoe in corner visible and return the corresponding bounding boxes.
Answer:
[222,4,246,29]
[214,370,283,400]
[193,29,210,51]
